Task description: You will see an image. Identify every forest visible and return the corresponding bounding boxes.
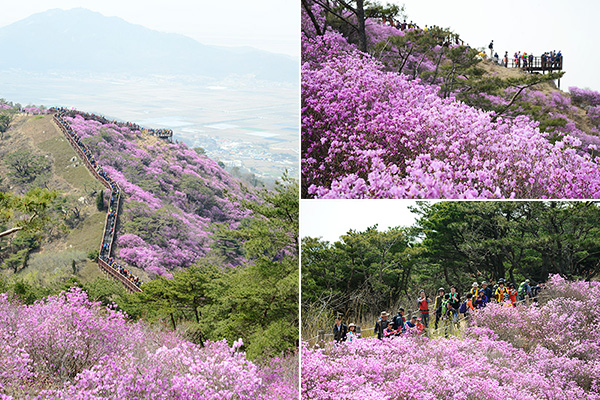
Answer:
[302,201,600,323]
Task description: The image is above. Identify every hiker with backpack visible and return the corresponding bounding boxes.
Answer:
[417,290,430,329]
[518,279,532,303]
[448,286,461,322]
[393,308,406,332]
[489,40,494,58]
[434,288,445,330]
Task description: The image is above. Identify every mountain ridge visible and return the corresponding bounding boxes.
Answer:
[0,8,297,82]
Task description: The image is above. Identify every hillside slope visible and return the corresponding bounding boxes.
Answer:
[301,5,600,199]
[0,113,106,282]
[1,106,252,283]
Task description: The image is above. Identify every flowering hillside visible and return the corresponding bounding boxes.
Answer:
[0,287,297,399]
[301,275,600,399]
[301,2,600,199]
[64,114,250,277]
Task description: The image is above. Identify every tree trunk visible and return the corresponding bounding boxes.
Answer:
[356,0,367,53]
[301,0,323,36]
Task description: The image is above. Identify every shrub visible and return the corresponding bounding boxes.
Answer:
[0,287,298,399]
[302,275,600,399]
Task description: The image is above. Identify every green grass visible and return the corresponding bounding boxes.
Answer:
[78,260,104,283]
[37,136,102,191]
[65,211,105,254]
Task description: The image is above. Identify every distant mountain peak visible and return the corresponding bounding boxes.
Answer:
[0,8,297,82]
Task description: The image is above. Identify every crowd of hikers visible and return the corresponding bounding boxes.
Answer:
[332,278,544,342]
[52,109,142,289]
[487,41,563,71]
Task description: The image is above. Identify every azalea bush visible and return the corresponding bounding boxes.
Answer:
[301,275,600,399]
[0,287,297,399]
[302,33,600,198]
[469,275,600,361]
[570,86,600,107]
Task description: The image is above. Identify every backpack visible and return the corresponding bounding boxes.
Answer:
[458,301,468,314]
[393,315,404,329]
[518,282,527,296]
[441,299,449,315]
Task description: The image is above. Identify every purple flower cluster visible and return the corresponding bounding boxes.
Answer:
[302,33,600,198]
[0,288,297,399]
[302,276,600,399]
[22,106,46,115]
[569,86,600,106]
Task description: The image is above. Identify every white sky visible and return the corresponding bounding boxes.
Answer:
[0,0,299,58]
[398,0,598,91]
[300,200,429,243]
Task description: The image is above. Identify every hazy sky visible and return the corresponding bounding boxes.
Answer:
[399,0,597,91]
[300,200,431,243]
[0,0,299,58]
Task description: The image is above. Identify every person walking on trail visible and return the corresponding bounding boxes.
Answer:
[374,312,390,339]
[440,294,452,337]
[417,290,430,329]
[393,308,406,332]
[518,279,532,303]
[346,323,358,343]
[495,279,509,303]
[434,288,445,329]
[489,40,494,58]
[504,51,509,67]
[333,316,348,343]
[448,286,461,322]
